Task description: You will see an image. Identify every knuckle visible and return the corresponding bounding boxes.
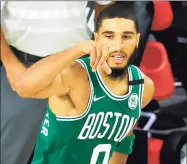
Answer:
[98,53,102,57]
[104,55,108,59]
[96,52,101,57]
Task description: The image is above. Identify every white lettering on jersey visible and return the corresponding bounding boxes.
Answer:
[97,112,113,138]
[41,112,49,136]
[119,118,137,142]
[77,114,96,139]
[114,115,130,142]
[77,112,137,142]
[89,112,104,139]
[107,112,122,140]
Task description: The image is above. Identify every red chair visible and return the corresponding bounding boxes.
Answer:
[148,139,163,164]
[139,41,175,164]
[139,2,174,164]
[139,1,174,100]
[151,1,173,31]
[140,41,175,100]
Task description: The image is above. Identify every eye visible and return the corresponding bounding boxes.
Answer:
[123,35,132,39]
[105,35,113,39]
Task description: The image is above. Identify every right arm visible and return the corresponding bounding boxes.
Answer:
[1,28,111,99]
[1,28,93,98]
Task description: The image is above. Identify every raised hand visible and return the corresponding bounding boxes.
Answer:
[76,40,112,74]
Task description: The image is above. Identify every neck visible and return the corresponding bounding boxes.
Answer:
[98,68,129,96]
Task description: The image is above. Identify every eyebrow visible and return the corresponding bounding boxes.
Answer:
[102,31,135,35]
[102,31,114,34]
[123,31,135,35]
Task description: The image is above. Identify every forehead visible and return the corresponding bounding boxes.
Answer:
[99,18,136,33]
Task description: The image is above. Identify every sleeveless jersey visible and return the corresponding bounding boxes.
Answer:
[32,57,144,164]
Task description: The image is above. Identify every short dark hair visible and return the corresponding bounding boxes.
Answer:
[95,2,139,32]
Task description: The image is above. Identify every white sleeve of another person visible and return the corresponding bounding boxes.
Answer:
[95,1,113,5]
[1,1,6,10]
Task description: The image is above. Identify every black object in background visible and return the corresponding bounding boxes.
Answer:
[127,130,148,164]
[132,1,154,67]
[160,131,187,164]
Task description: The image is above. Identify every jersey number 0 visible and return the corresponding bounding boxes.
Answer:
[90,144,111,164]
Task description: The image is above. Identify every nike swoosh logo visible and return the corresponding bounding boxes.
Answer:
[93,96,105,101]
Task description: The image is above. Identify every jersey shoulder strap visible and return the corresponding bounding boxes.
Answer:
[76,57,99,85]
[129,65,144,85]
[129,65,145,108]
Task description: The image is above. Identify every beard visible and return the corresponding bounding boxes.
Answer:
[107,48,137,80]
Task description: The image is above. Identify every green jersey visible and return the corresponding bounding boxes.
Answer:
[32,57,144,164]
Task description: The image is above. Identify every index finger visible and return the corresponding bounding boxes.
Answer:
[90,42,97,67]
[97,43,109,69]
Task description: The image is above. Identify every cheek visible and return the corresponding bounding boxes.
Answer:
[123,40,136,55]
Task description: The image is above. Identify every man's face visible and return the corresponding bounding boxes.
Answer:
[95,18,140,77]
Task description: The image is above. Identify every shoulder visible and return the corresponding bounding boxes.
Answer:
[61,59,89,88]
[140,70,154,108]
[64,59,88,79]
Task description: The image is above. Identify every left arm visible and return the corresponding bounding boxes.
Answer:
[109,131,134,164]
[109,152,129,164]
[141,72,155,108]
[109,72,155,164]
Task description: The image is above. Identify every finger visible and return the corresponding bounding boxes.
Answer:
[102,61,112,75]
[90,43,96,67]
[92,44,102,71]
[97,43,109,69]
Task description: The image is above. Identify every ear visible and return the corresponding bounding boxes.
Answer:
[94,32,99,41]
[136,33,140,48]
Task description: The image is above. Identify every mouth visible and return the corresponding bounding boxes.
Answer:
[111,53,126,64]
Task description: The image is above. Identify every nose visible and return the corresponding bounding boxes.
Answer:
[114,37,123,52]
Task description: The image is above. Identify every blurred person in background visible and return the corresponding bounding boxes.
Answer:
[0,1,113,164]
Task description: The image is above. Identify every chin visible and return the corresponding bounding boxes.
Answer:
[110,64,126,69]
[108,62,127,70]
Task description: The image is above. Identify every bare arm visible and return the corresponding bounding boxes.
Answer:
[0,28,27,90]
[1,28,92,98]
[109,152,128,164]
[1,27,112,99]
[141,72,155,108]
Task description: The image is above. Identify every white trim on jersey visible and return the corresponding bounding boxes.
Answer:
[95,66,133,101]
[56,59,94,121]
[131,65,144,118]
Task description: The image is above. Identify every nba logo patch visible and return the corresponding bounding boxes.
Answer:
[128,93,139,110]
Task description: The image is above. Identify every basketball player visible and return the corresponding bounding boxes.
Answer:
[1,3,154,164]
